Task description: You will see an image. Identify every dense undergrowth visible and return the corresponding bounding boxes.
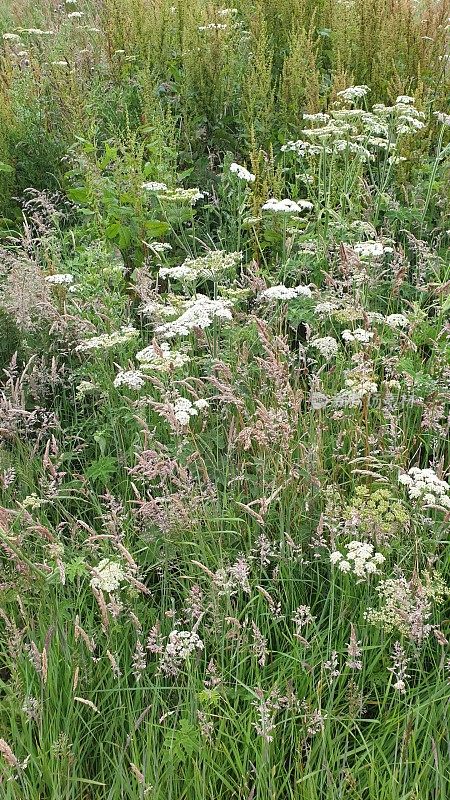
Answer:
[0,1,449,799]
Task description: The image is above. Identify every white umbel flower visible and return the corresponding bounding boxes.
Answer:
[262,198,313,213]
[91,559,125,592]
[229,162,255,182]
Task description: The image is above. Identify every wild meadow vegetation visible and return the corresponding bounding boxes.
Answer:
[0,1,449,798]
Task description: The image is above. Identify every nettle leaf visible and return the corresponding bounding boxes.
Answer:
[67,187,90,205]
[144,219,171,238]
[85,456,117,483]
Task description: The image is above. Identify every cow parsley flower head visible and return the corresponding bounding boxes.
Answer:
[155,295,233,338]
[229,162,255,182]
[142,181,168,192]
[76,326,139,352]
[353,241,385,259]
[136,342,190,370]
[310,336,339,359]
[330,541,385,579]
[262,198,313,213]
[91,559,125,593]
[342,328,374,344]
[398,467,450,509]
[258,284,312,301]
[160,250,241,283]
[45,273,74,285]
[337,85,370,103]
[113,370,145,390]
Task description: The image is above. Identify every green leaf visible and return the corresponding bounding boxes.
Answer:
[67,187,90,205]
[0,162,14,174]
[85,456,117,483]
[144,219,171,238]
[105,222,121,240]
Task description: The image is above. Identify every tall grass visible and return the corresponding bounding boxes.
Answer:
[0,1,449,799]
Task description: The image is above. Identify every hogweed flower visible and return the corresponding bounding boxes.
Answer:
[159,630,204,677]
[310,336,339,360]
[76,325,139,352]
[229,162,255,182]
[114,370,145,390]
[337,85,370,103]
[365,572,448,644]
[258,284,312,301]
[142,181,168,192]
[160,250,241,283]
[136,341,190,370]
[262,198,313,213]
[398,467,450,509]
[155,294,233,338]
[90,559,125,593]
[45,273,74,285]
[342,328,374,345]
[330,541,385,579]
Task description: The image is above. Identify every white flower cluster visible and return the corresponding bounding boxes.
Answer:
[330,541,385,578]
[337,85,370,103]
[142,183,205,205]
[150,242,172,254]
[160,250,241,282]
[142,181,168,192]
[398,467,450,509]
[229,162,255,182]
[385,313,409,329]
[258,284,312,301]
[155,295,233,338]
[136,342,190,370]
[170,397,209,426]
[334,367,378,408]
[159,187,205,205]
[18,27,54,35]
[365,574,443,644]
[76,380,99,400]
[434,111,450,127]
[262,198,313,213]
[353,241,386,259]
[373,99,426,136]
[314,300,339,316]
[282,96,426,165]
[310,336,339,359]
[198,22,227,31]
[113,370,145,390]
[159,630,204,676]
[76,325,139,352]
[45,273,74,285]
[90,559,125,593]
[342,328,374,344]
